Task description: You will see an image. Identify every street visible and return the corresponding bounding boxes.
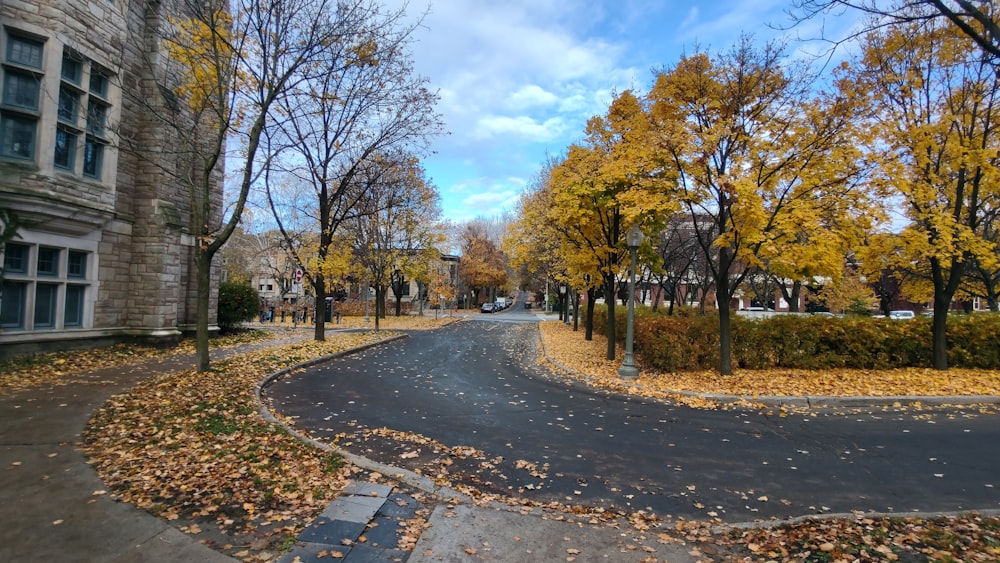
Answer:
[265,315,1000,523]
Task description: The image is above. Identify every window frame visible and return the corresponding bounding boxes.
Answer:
[1,242,94,332]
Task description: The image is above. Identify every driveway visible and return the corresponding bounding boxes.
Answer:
[265,316,1000,523]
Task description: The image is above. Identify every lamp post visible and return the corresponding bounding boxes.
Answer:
[364,278,370,322]
[618,224,644,380]
[559,284,566,321]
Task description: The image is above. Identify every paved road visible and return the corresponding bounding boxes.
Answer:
[265,311,1000,523]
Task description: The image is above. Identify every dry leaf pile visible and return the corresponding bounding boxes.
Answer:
[720,513,1000,562]
[0,329,274,392]
[82,331,399,560]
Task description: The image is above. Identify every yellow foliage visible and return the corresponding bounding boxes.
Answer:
[166,11,234,114]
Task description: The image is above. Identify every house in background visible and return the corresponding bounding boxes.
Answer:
[0,0,222,359]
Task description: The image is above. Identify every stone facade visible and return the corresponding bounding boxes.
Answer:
[0,0,222,358]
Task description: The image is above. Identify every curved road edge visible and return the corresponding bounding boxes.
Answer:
[255,324,1000,538]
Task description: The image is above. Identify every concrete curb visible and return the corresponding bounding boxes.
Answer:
[253,332,479,506]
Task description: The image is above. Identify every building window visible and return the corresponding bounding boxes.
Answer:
[1,242,93,331]
[86,101,106,136]
[3,242,28,273]
[89,71,108,99]
[58,87,79,122]
[68,250,87,278]
[33,283,57,328]
[0,281,26,329]
[1,34,43,162]
[6,36,43,68]
[37,247,59,276]
[61,54,81,84]
[0,113,35,159]
[54,128,76,169]
[64,285,85,327]
[83,138,103,178]
[2,72,40,110]
[1,33,116,176]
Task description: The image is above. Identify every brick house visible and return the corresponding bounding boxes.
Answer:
[0,0,221,358]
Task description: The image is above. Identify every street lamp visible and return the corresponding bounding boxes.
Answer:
[618,224,644,380]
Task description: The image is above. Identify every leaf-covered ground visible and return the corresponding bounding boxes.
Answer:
[538,320,1000,403]
[14,315,999,561]
[0,329,273,392]
[539,320,1000,561]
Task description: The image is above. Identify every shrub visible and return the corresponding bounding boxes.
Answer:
[217,282,259,331]
[588,305,1000,371]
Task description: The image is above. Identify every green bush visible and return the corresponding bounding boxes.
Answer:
[217,282,259,331]
[586,304,1000,370]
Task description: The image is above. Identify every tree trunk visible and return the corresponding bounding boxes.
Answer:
[375,286,385,331]
[716,248,733,375]
[585,288,595,341]
[195,247,212,372]
[605,275,617,360]
[313,275,326,342]
[931,293,949,370]
[573,290,580,331]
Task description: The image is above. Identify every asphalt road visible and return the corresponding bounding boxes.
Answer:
[265,307,1000,523]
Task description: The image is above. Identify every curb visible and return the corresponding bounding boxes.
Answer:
[253,332,478,506]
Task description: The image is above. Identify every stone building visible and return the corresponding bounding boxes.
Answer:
[0,0,221,358]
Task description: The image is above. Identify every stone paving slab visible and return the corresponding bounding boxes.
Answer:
[321,495,388,523]
[278,480,419,563]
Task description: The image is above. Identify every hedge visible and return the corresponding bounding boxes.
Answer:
[588,304,1000,370]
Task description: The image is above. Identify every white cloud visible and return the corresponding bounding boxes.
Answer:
[472,115,567,142]
[507,85,560,111]
[390,0,840,222]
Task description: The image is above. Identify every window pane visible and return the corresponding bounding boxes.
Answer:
[0,281,26,328]
[3,243,28,273]
[89,72,108,98]
[6,36,43,68]
[58,87,78,122]
[86,102,106,136]
[68,251,87,278]
[33,283,57,328]
[64,285,85,327]
[37,247,59,276]
[62,56,82,84]
[0,114,36,159]
[54,128,76,170]
[83,138,103,178]
[2,72,40,110]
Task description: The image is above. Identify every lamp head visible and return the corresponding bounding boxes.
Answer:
[626,224,644,249]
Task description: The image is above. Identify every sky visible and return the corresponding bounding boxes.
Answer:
[399,0,860,223]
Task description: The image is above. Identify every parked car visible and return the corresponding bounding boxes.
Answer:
[481,302,495,313]
[889,310,915,320]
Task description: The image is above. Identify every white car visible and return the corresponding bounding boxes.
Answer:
[888,310,915,320]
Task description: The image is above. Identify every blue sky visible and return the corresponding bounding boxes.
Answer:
[403,0,859,223]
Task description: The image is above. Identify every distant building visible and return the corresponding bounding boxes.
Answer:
[0,0,222,358]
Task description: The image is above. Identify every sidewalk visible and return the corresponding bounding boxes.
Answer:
[0,347,243,562]
[0,331,703,562]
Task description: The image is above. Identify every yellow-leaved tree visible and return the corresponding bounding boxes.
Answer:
[151,0,373,371]
[853,11,1000,369]
[548,90,676,360]
[648,36,873,375]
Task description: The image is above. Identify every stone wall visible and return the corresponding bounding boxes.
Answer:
[0,0,223,357]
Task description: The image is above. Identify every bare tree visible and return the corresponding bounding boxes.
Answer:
[348,153,442,329]
[789,1,999,62]
[119,0,366,370]
[265,1,443,341]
